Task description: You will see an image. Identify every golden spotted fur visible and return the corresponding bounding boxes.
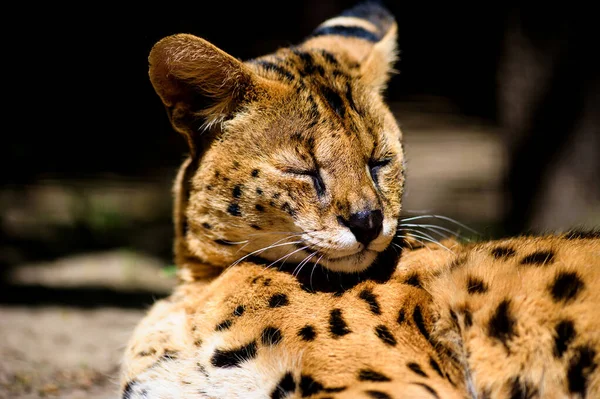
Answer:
[121,2,600,398]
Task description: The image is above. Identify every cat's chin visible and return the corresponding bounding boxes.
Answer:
[319,249,379,273]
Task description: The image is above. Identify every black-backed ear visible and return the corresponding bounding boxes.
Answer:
[149,34,259,157]
[304,1,399,93]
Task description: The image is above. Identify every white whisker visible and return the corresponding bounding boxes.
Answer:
[396,232,454,253]
[229,239,303,268]
[399,223,456,239]
[399,214,479,235]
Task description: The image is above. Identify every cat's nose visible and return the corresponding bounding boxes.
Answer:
[340,210,384,246]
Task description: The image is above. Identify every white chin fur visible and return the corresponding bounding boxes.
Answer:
[319,250,378,273]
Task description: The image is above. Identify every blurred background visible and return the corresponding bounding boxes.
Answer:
[2,2,598,397]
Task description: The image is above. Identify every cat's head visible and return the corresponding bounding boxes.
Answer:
[149,2,404,278]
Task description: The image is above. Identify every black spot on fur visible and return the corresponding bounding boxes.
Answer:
[137,349,156,357]
[520,250,555,265]
[227,203,241,216]
[211,340,258,368]
[202,222,212,229]
[375,325,397,346]
[272,192,281,199]
[122,380,136,399]
[345,82,358,112]
[215,319,233,331]
[251,169,260,177]
[255,60,296,81]
[298,325,316,341]
[255,204,265,212]
[261,326,283,346]
[397,308,406,324]
[549,271,585,302]
[263,278,272,286]
[449,255,468,270]
[413,305,431,342]
[466,275,488,294]
[567,346,597,396]
[564,229,600,239]
[509,377,538,399]
[269,293,289,308]
[281,202,296,217]
[488,299,517,346]
[321,86,346,119]
[364,391,392,399]
[359,288,381,315]
[329,308,352,337]
[429,356,444,378]
[320,49,339,65]
[310,25,380,42]
[299,375,346,397]
[463,308,473,328]
[160,349,178,361]
[256,188,263,195]
[232,185,242,198]
[450,309,459,325]
[413,383,440,398]
[491,246,516,259]
[358,369,391,382]
[250,224,261,230]
[404,273,422,288]
[407,362,428,378]
[554,320,576,358]
[271,372,295,399]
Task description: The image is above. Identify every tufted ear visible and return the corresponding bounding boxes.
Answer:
[304,1,399,93]
[149,34,259,157]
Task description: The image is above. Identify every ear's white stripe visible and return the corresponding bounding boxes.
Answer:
[319,16,379,34]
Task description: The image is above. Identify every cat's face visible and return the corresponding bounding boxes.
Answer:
[185,75,404,273]
[148,9,401,274]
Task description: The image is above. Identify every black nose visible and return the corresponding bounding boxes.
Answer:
[340,210,384,246]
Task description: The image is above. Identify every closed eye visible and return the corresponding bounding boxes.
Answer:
[369,158,392,183]
[283,168,326,197]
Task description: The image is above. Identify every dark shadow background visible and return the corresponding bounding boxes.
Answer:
[2,2,599,305]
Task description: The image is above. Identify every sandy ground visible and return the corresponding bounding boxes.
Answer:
[0,251,177,398]
[0,306,143,399]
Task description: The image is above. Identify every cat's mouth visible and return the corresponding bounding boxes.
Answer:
[292,242,382,272]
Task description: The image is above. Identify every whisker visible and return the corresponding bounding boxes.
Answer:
[216,239,250,245]
[399,223,464,240]
[397,227,441,244]
[266,245,310,270]
[395,232,454,253]
[229,239,303,268]
[399,214,480,235]
[293,251,319,277]
[237,233,305,253]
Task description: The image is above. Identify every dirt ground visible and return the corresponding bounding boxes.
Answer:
[0,251,177,398]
